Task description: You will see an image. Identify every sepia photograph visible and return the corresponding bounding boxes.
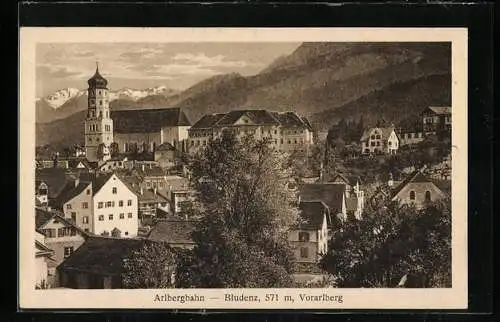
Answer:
[19,28,468,309]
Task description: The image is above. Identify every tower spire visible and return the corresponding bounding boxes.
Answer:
[96,61,99,73]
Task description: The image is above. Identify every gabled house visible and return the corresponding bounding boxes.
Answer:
[289,201,331,264]
[35,230,55,288]
[57,236,156,289]
[329,173,365,219]
[390,168,448,208]
[360,127,399,155]
[56,172,139,238]
[298,183,347,224]
[421,106,451,134]
[35,208,88,287]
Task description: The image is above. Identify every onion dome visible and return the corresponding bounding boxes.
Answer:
[87,62,108,89]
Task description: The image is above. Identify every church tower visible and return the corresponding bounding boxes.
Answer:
[84,63,113,163]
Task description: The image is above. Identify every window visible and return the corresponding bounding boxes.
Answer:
[82,216,89,224]
[388,141,392,146]
[371,142,376,147]
[376,141,380,146]
[64,247,74,258]
[300,247,309,258]
[120,213,125,219]
[43,229,56,238]
[109,214,114,220]
[98,202,103,208]
[84,228,89,232]
[112,187,117,194]
[86,189,90,195]
[128,213,133,218]
[425,191,432,202]
[409,191,416,200]
[106,201,112,208]
[125,232,129,236]
[127,200,132,206]
[99,100,102,106]
[370,135,375,139]
[71,213,76,223]
[119,200,123,207]
[111,201,115,207]
[66,204,72,210]
[376,135,381,139]
[280,139,283,144]
[58,227,76,237]
[298,232,310,242]
[82,202,88,209]
[98,215,104,221]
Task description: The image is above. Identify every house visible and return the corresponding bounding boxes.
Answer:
[147,216,197,249]
[98,156,128,172]
[188,109,314,154]
[360,127,399,155]
[154,142,177,169]
[421,106,451,134]
[162,175,193,214]
[35,230,55,288]
[298,183,347,225]
[35,168,73,207]
[390,168,449,209]
[329,173,365,219]
[289,201,331,264]
[73,145,86,157]
[121,175,169,220]
[131,165,167,191]
[56,172,139,238]
[35,208,88,287]
[57,236,161,289]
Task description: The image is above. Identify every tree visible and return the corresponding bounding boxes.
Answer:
[109,142,119,157]
[176,132,300,288]
[122,241,177,289]
[320,199,451,288]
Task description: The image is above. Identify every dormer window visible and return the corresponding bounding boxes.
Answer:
[409,191,416,200]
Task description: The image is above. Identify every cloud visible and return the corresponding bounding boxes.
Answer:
[36,65,82,79]
[172,52,248,68]
[119,47,164,61]
[74,51,95,57]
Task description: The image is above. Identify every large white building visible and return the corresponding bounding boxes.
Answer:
[187,109,314,154]
[360,127,399,155]
[58,173,139,238]
[83,66,192,163]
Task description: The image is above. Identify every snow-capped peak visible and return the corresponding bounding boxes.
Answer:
[41,88,84,109]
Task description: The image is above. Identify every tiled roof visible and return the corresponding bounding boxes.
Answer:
[35,168,71,199]
[147,219,197,246]
[297,201,330,229]
[190,109,312,129]
[299,183,346,215]
[58,236,150,276]
[54,181,91,208]
[111,108,191,134]
[360,127,396,142]
[35,207,89,237]
[390,168,436,198]
[92,173,115,195]
[424,106,451,115]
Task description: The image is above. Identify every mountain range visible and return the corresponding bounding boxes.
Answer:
[36,42,451,148]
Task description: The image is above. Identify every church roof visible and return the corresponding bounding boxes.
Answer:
[87,65,108,89]
[111,108,191,133]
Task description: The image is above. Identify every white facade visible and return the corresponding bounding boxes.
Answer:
[63,174,139,238]
[92,174,138,238]
[361,127,399,155]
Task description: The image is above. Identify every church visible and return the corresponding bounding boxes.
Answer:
[84,65,192,163]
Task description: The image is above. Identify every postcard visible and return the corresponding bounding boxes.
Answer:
[19,27,467,310]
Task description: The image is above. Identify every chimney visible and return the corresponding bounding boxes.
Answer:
[140,187,144,195]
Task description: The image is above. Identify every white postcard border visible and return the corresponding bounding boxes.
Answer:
[19,27,468,310]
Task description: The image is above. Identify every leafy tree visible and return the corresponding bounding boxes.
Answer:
[109,142,119,157]
[176,132,300,288]
[320,199,451,288]
[122,241,177,289]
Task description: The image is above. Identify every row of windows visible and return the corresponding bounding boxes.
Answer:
[42,227,77,238]
[409,190,432,201]
[97,213,134,221]
[97,199,133,208]
[190,137,307,147]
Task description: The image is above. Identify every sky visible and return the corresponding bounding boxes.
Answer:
[36,42,301,97]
